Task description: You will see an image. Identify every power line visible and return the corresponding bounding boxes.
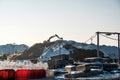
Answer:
[85,34,96,43]
[85,32,119,44]
[100,34,118,41]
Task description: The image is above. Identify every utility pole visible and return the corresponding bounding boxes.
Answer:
[90,38,93,44]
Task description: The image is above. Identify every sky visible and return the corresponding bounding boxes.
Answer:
[0,0,120,46]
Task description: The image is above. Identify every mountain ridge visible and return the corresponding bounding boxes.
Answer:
[0,44,28,55]
[9,40,118,61]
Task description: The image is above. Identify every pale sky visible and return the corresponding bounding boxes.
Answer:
[0,0,120,46]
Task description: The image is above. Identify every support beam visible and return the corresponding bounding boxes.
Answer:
[96,32,100,58]
[118,34,120,64]
[96,32,119,35]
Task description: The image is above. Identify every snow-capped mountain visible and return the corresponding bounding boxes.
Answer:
[0,44,28,54]
[40,40,118,61]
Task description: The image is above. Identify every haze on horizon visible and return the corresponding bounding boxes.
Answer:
[0,0,120,46]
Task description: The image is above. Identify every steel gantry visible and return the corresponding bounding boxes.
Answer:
[96,32,120,64]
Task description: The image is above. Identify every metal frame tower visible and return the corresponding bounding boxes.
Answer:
[96,32,120,64]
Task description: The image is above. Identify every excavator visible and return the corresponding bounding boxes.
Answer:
[44,34,73,69]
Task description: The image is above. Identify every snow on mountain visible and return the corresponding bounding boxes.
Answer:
[40,40,118,61]
[40,40,69,61]
[68,41,118,59]
[99,45,118,59]
[0,44,28,54]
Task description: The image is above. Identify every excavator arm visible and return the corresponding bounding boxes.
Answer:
[47,34,63,42]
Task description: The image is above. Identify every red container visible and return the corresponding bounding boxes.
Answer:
[16,69,46,79]
[32,69,46,78]
[0,69,15,80]
[15,78,30,80]
[15,69,30,78]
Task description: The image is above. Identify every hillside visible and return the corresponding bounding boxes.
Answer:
[11,41,55,60]
[9,40,118,61]
[64,44,103,62]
